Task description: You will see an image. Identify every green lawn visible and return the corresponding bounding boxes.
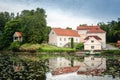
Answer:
[20,43,75,52]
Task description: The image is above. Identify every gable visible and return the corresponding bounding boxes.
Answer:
[84,36,101,40]
[13,32,22,37]
[84,37,101,45]
[49,29,57,37]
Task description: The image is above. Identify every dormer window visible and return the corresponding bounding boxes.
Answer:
[91,46,94,49]
[91,40,94,43]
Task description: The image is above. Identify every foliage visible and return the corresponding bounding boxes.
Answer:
[0,12,12,32]
[101,50,120,55]
[0,8,50,49]
[66,27,72,30]
[76,43,84,50]
[20,8,47,44]
[105,59,120,77]
[0,52,49,80]
[71,38,74,49]
[10,41,21,51]
[98,18,120,42]
[1,20,22,48]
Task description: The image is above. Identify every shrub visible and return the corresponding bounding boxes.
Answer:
[10,41,21,52]
[71,38,74,48]
[76,43,84,50]
[101,50,120,55]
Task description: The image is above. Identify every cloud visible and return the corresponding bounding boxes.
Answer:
[46,9,98,29]
[0,0,120,29]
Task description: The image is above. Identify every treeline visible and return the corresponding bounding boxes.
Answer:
[98,18,120,42]
[0,8,51,49]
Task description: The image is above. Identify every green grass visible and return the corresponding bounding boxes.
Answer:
[19,43,75,52]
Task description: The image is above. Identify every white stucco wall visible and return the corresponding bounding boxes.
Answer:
[87,33,106,49]
[49,30,80,47]
[13,33,23,42]
[84,56,106,70]
[77,30,87,42]
[49,30,57,46]
[57,36,80,47]
[84,37,102,50]
[49,57,71,70]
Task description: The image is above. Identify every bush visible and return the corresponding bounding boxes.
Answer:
[71,38,74,48]
[10,41,21,52]
[101,50,120,55]
[76,43,84,50]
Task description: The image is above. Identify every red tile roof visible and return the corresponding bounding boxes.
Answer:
[53,28,80,37]
[54,66,80,75]
[84,36,101,40]
[77,26,105,33]
[116,40,120,46]
[15,32,22,37]
[117,40,120,44]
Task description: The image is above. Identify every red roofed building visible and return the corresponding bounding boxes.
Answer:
[49,26,106,50]
[13,32,23,42]
[49,28,80,47]
[77,26,106,50]
[116,40,120,47]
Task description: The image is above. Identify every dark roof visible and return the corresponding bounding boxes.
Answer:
[84,36,101,40]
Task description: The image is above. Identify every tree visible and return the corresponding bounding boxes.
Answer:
[1,20,22,48]
[98,18,120,43]
[66,27,72,30]
[20,8,47,43]
[76,43,84,50]
[0,12,11,32]
[71,38,74,48]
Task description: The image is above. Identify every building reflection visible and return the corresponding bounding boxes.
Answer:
[48,56,106,76]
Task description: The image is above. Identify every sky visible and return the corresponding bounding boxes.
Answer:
[0,0,120,29]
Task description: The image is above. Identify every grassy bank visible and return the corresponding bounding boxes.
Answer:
[19,43,75,53]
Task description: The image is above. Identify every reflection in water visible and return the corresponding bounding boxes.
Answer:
[46,56,120,80]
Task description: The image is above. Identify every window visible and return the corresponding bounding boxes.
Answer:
[91,46,94,49]
[64,38,66,41]
[68,38,71,40]
[91,57,94,60]
[76,39,78,41]
[91,40,94,43]
[91,63,94,66]
[60,38,62,41]
[52,32,54,34]
[14,37,18,40]
[60,43,62,45]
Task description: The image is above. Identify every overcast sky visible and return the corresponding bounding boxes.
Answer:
[0,0,120,29]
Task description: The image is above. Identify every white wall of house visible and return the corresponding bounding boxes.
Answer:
[87,33,106,49]
[84,56,106,70]
[57,36,80,47]
[49,30,57,46]
[49,57,71,70]
[77,30,87,42]
[78,56,106,71]
[84,37,102,50]
[13,33,22,42]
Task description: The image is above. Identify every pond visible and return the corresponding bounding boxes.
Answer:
[46,55,120,80]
